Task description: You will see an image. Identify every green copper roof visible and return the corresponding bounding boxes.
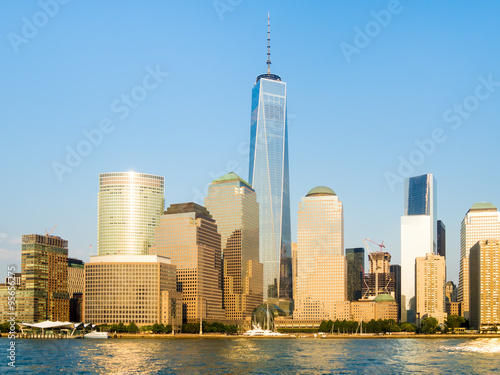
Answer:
[373,294,396,303]
[212,172,252,188]
[470,202,497,211]
[306,186,337,197]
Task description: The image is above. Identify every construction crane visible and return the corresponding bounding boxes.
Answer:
[365,238,385,253]
[45,224,58,237]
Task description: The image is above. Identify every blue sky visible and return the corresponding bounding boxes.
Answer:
[1,0,499,285]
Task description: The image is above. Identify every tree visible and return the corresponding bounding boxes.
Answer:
[445,315,465,333]
[127,322,139,333]
[420,317,439,334]
[400,322,417,332]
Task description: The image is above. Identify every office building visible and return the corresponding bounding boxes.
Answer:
[390,264,401,322]
[151,203,224,323]
[19,234,70,322]
[204,172,263,320]
[68,258,84,322]
[346,247,364,301]
[458,203,500,319]
[98,172,164,256]
[248,17,292,310]
[437,220,446,258]
[415,253,446,325]
[401,174,437,323]
[84,255,182,331]
[293,186,346,320]
[469,240,500,331]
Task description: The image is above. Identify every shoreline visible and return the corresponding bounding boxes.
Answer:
[5,333,500,340]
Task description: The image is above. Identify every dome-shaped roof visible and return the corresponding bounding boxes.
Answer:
[306,186,337,197]
[373,294,396,303]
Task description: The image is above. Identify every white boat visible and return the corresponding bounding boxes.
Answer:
[243,324,287,337]
[84,331,110,339]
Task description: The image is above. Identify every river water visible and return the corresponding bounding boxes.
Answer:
[2,337,500,374]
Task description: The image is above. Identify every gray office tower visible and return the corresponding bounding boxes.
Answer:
[346,248,364,301]
[390,264,402,322]
[437,220,446,258]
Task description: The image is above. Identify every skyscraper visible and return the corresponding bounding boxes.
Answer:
[151,202,224,323]
[401,173,437,323]
[469,240,500,331]
[19,234,69,322]
[248,16,292,309]
[346,247,364,302]
[97,172,164,256]
[415,253,446,325]
[389,264,402,322]
[458,203,500,319]
[293,186,346,320]
[437,220,446,258]
[204,172,263,320]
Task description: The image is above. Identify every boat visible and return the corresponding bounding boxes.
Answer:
[243,324,287,337]
[84,331,110,339]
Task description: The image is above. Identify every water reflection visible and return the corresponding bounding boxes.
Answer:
[8,337,500,374]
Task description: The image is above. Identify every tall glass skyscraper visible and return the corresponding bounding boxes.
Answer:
[248,16,292,310]
[98,172,165,255]
[401,173,437,323]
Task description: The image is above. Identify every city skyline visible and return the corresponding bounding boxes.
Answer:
[2,1,500,286]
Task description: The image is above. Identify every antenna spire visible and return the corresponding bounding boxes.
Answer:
[266,13,271,74]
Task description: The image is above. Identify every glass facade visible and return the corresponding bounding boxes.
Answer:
[248,75,292,302]
[346,247,365,302]
[98,172,164,256]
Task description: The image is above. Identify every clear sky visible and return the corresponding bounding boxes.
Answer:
[1,0,499,285]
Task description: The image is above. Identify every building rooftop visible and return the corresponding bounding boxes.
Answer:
[373,294,396,303]
[306,186,337,197]
[212,172,252,189]
[470,202,497,211]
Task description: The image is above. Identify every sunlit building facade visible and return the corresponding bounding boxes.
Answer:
[68,258,84,322]
[401,173,437,323]
[458,203,500,319]
[19,234,70,322]
[469,240,500,331]
[98,172,164,256]
[205,172,263,320]
[248,23,292,309]
[84,255,182,331]
[294,186,346,320]
[151,203,224,323]
[415,253,446,325]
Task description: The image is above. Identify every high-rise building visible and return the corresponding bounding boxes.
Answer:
[401,173,437,323]
[151,203,224,323]
[469,240,500,331]
[84,255,182,331]
[293,186,346,320]
[68,258,84,322]
[390,264,402,322]
[415,253,446,325]
[248,16,292,309]
[19,234,70,322]
[362,252,395,299]
[458,203,500,319]
[98,172,164,256]
[204,172,263,321]
[437,220,446,258]
[346,248,364,302]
